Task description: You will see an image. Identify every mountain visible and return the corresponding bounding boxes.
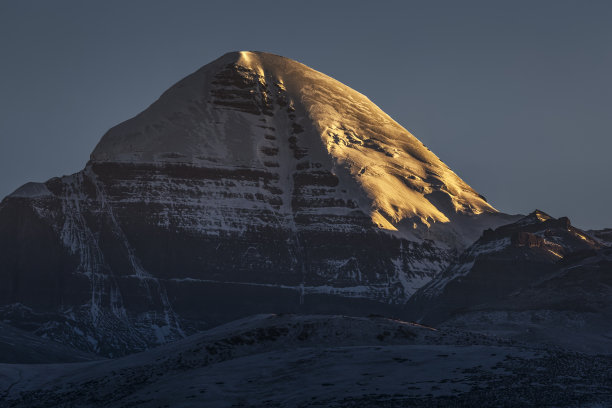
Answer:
[588,228,612,245]
[408,210,612,352]
[0,322,98,364]
[4,314,612,407]
[0,51,517,356]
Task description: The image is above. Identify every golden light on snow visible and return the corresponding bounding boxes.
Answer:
[371,211,398,231]
[92,51,497,243]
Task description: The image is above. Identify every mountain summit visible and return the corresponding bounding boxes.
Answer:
[92,51,498,238]
[0,52,516,355]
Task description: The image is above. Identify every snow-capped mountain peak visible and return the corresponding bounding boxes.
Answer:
[1,51,516,355]
[91,51,496,237]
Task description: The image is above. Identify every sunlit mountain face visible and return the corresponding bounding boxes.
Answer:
[1,52,611,407]
[91,51,501,243]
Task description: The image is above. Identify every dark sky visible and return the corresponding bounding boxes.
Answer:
[1,1,611,229]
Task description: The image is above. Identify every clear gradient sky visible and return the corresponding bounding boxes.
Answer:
[1,1,610,229]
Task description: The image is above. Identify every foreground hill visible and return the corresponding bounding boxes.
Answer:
[2,314,611,407]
